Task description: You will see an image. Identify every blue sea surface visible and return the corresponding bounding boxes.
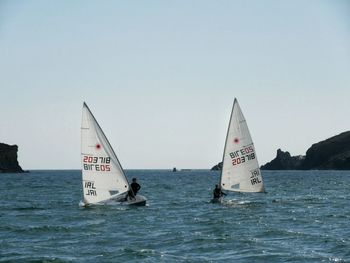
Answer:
[0,170,349,262]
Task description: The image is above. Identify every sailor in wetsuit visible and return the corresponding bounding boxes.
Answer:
[213,184,226,199]
[128,178,141,199]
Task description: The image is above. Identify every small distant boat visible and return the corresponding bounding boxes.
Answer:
[212,98,265,202]
[80,102,147,206]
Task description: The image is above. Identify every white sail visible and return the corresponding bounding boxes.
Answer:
[81,102,130,204]
[220,98,264,193]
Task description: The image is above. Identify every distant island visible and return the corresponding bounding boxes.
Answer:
[212,131,350,170]
[211,162,222,171]
[0,143,25,173]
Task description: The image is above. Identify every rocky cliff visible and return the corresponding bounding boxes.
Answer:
[0,143,24,173]
[301,131,350,170]
[260,149,304,170]
[211,162,223,171]
[261,131,350,170]
[212,131,350,170]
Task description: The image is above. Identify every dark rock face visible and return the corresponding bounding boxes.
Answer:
[260,149,304,170]
[302,131,350,170]
[211,162,223,171]
[0,143,24,173]
[261,131,350,170]
[213,131,350,170]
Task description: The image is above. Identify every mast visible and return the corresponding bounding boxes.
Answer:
[219,98,237,186]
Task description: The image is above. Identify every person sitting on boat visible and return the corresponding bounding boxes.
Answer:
[128,178,141,199]
[213,184,226,199]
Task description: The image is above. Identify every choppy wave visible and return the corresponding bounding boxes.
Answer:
[0,170,349,262]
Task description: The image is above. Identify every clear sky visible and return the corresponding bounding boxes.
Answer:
[1,1,349,169]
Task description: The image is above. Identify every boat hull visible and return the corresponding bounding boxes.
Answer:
[79,194,147,207]
[111,194,147,206]
[123,195,147,206]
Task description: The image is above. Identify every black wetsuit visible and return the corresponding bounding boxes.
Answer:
[213,188,226,199]
[129,182,141,198]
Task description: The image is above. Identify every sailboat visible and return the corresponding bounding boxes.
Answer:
[212,98,264,202]
[80,102,147,206]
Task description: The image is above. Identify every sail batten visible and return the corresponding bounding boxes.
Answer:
[220,98,264,193]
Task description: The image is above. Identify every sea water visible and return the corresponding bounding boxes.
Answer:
[0,170,349,262]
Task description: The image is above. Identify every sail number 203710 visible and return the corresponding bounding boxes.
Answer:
[83,156,111,171]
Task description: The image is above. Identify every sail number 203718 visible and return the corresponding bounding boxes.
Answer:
[229,146,255,166]
[83,156,111,171]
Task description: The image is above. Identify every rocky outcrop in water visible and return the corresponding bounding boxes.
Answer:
[0,143,24,173]
[211,162,223,171]
[261,131,350,170]
[301,131,350,170]
[212,131,350,170]
[260,149,304,170]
